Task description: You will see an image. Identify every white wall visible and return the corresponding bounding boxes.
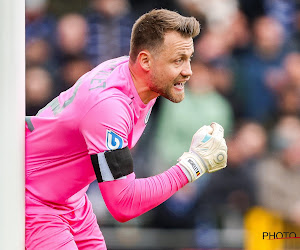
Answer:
[0,0,25,249]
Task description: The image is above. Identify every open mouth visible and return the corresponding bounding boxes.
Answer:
[174,82,185,90]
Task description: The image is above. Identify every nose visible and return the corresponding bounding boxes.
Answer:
[181,61,193,78]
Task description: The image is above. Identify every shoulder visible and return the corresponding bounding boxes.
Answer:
[80,94,134,132]
[97,93,134,118]
[79,95,134,153]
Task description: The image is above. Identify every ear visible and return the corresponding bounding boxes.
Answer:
[137,51,151,72]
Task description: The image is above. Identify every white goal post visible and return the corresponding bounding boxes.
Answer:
[0,0,25,249]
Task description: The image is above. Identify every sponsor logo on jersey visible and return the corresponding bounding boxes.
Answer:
[145,107,152,124]
[106,130,124,150]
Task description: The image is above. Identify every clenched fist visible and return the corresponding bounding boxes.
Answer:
[178,122,227,182]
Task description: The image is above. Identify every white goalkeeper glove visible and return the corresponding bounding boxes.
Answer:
[178,122,227,182]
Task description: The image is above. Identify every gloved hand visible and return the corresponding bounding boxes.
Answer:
[178,122,227,182]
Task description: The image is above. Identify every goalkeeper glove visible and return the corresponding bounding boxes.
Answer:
[178,122,227,182]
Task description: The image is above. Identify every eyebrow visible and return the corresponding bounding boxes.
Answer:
[175,47,194,55]
[175,52,194,58]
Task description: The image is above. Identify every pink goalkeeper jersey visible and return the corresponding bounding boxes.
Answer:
[25,56,156,214]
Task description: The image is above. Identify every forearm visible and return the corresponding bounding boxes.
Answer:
[97,122,227,222]
[99,165,188,222]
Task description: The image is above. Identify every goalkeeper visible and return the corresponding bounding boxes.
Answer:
[25,9,227,250]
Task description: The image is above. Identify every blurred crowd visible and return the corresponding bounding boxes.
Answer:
[26,0,300,248]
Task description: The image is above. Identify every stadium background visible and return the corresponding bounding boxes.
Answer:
[25,0,300,249]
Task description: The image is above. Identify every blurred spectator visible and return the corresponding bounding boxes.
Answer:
[194,28,244,119]
[26,66,54,115]
[229,10,252,54]
[177,0,239,33]
[277,84,300,117]
[186,3,247,68]
[263,0,297,41]
[128,0,180,19]
[210,61,234,97]
[26,0,57,75]
[26,0,56,46]
[238,0,265,24]
[56,14,88,57]
[283,52,300,92]
[26,39,53,69]
[275,52,300,116]
[195,121,267,248]
[252,16,286,58]
[26,0,58,103]
[53,14,91,93]
[195,30,233,65]
[290,4,300,50]
[59,56,93,91]
[255,115,300,227]
[227,121,267,165]
[234,16,289,124]
[190,9,251,120]
[85,0,134,66]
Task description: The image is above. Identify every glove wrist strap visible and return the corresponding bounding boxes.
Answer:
[178,152,206,182]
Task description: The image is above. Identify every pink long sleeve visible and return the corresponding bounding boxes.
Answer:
[99,165,189,222]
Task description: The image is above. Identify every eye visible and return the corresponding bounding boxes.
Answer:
[174,58,183,64]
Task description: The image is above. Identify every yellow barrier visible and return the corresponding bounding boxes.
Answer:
[244,206,284,250]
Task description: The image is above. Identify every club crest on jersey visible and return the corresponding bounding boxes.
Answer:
[145,107,152,124]
[106,130,124,150]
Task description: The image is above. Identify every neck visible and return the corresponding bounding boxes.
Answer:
[128,60,159,104]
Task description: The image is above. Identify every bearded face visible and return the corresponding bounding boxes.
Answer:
[148,31,194,103]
